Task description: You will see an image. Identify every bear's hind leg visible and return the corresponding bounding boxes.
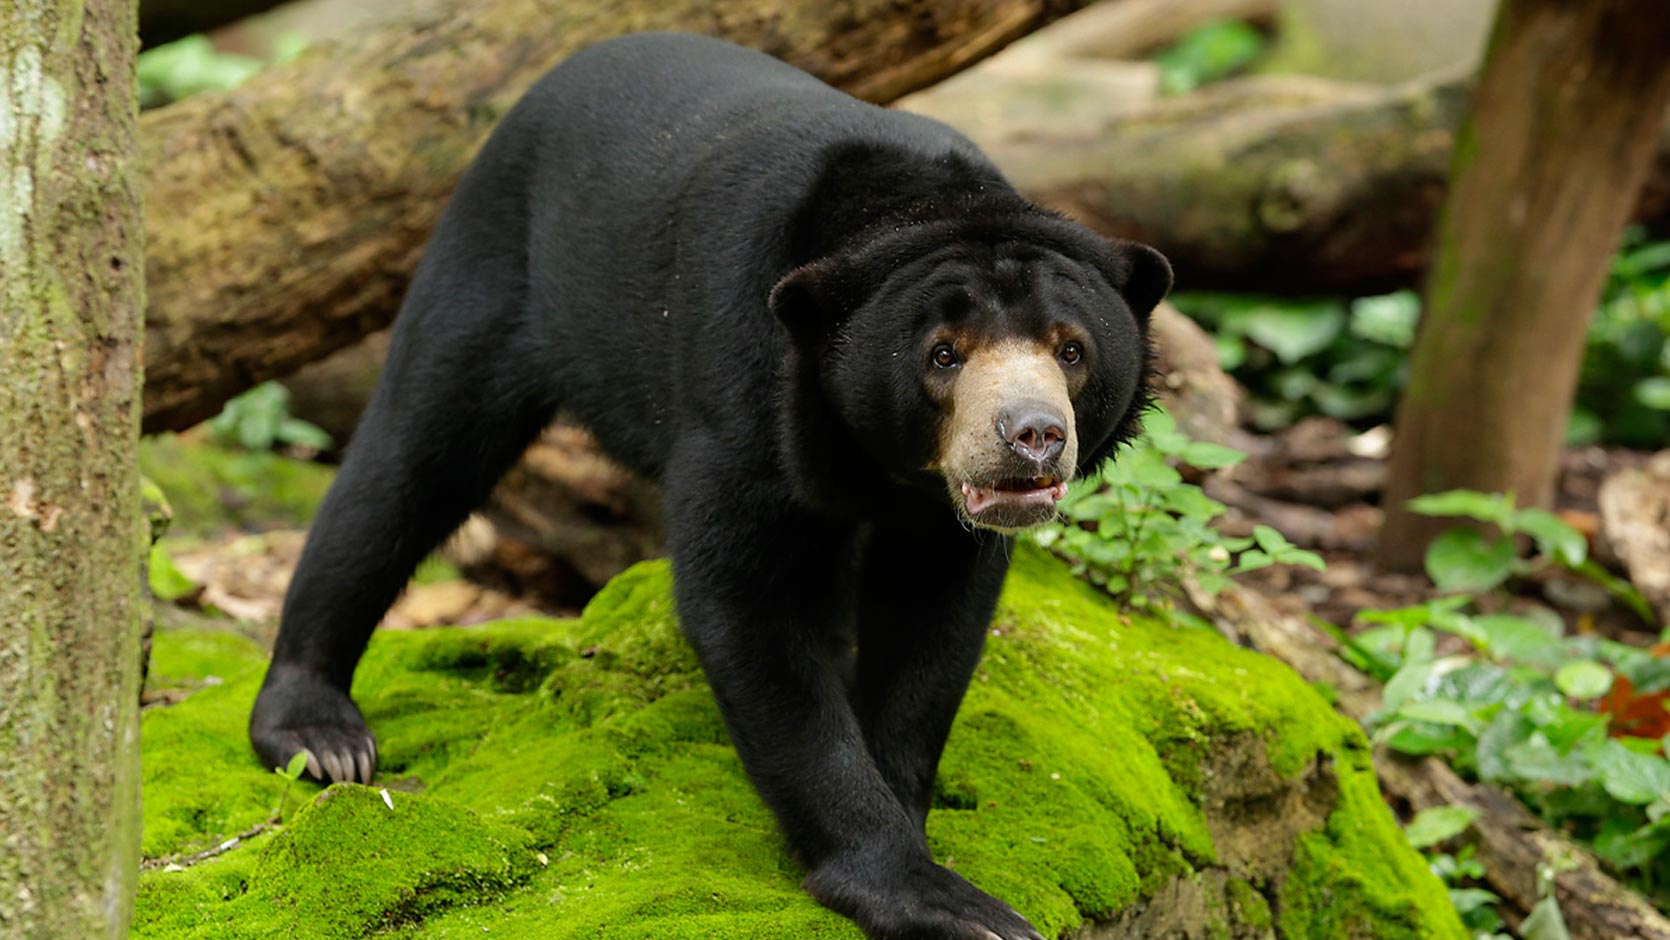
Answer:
[250,220,560,784]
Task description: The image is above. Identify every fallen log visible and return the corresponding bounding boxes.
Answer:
[912,70,1670,295]
[139,0,1102,433]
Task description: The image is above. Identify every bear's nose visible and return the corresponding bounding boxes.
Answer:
[996,404,1066,465]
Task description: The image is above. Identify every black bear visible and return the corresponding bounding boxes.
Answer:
[251,32,1169,940]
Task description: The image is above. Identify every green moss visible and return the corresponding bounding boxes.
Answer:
[135,788,538,939]
[1276,738,1458,940]
[1227,876,1273,932]
[135,548,1463,939]
[138,433,334,537]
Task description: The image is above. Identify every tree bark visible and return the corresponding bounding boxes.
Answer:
[1377,0,1670,570]
[137,0,1103,434]
[0,1,147,937]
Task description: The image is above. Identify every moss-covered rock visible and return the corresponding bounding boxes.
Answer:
[134,547,1464,939]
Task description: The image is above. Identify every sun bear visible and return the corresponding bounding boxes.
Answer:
[250,32,1169,940]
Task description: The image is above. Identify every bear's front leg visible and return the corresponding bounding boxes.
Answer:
[853,506,1011,833]
[666,468,1042,940]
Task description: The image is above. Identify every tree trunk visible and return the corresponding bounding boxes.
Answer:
[1378,0,1670,570]
[137,0,1103,434]
[0,1,147,937]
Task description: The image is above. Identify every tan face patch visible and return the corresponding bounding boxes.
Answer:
[937,340,1078,492]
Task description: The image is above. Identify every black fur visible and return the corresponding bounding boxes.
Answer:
[251,33,1169,940]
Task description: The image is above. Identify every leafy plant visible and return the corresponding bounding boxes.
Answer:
[1035,408,1322,615]
[1403,805,1511,940]
[273,751,310,824]
[208,382,334,454]
[146,543,198,602]
[138,32,309,108]
[1407,489,1655,623]
[1349,497,1670,901]
[1169,290,1416,431]
[1152,19,1268,94]
[138,35,264,108]
[1175,231,1670,444]
[1571,227,1670,448]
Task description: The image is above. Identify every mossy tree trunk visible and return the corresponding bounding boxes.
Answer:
[0,1,147,937]
[1377,0,1670,570]
[138,0,1103,433]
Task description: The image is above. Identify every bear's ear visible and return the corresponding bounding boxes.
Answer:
[769,259,851,342]
[1105,240,1173,321]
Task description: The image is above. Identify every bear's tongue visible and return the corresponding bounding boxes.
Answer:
[960,476,1068,515]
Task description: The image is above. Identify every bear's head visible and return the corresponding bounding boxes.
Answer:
[771,209,1169,532]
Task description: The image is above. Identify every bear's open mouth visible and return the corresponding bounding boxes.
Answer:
[959,475,1068,518]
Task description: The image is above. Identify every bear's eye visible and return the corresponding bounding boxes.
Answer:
[1060,341,1084,365]
[931,343,959,369]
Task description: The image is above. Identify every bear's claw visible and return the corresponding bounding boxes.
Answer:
[250,668,377,784]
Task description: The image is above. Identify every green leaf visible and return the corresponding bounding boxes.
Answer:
[1405,626,1437,663]
[1587,739,1670,805]
[276,417,334,450]
[1429,613,1489,650]
[1397,700,1482,734]
[1383,655,1435,712]
[1103,447,1182,489]
[1349,291,1420,348]
[1635,376,1670,411]
[1277,545,1327,572]
[1519,895,1570,940]
[1425,528,1516,594]
[1503,739,1592,786]
[1514,508,1588,566]
[281,751,309,781]
[1554,660,1613,700]
[1252,525,1289,554]
[1593,817,1670,870]
[1381,721,1470,756]
[1404,805,1480,849]
[1473,614,1563,664]
[1178,441,1246,469]
[147,544,198,602]
[1446,887,1500,917]
[1538,708,1609,753]
[1358,596,1472,631]
[1229,550,1274,574]
[1232,302,1347,364]
[1154,19,1267,94]
[1406,490,1514,526]
[1475,710,1534,783]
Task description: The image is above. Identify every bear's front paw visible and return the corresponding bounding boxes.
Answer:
[805,851,1044,940]
[249,666,377,785]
